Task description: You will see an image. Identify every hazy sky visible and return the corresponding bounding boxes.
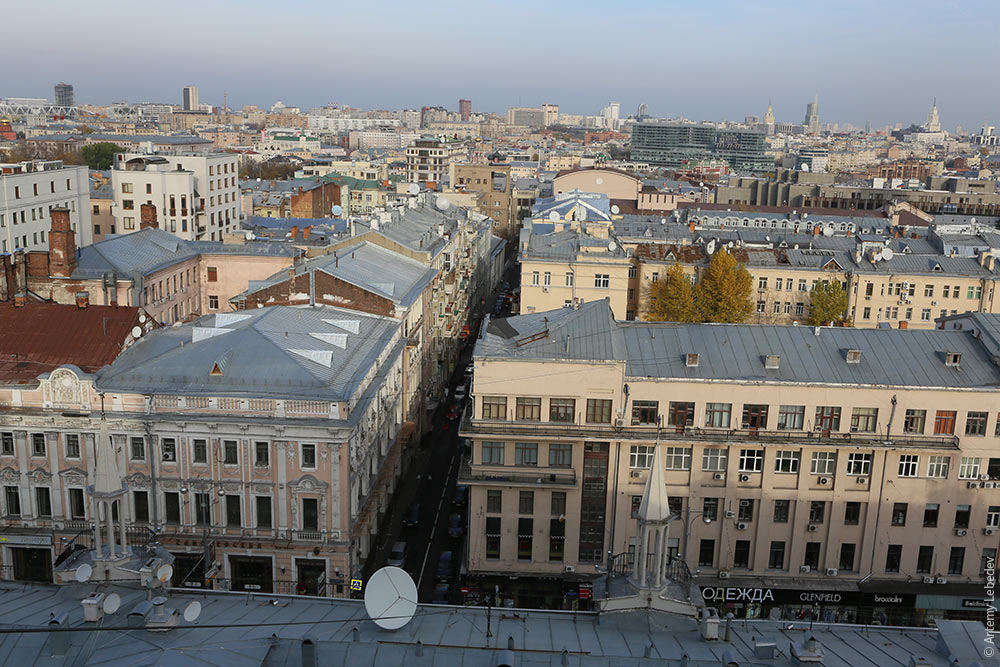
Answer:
[5,0,999,130]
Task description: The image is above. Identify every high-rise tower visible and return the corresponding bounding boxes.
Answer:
[183,85,199,111]
[803,95,820,134]
[54,82,74,106]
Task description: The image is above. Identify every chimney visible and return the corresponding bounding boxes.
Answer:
[0,254,9,301]
[812,225,821,237]
[12,250,27,294]
[48,207,77,277]
[290,225,299,240]
[689,221,695,233]
[297,186,303,195]
[13,293,25,308]
[287,267,295,280]
[898,320,908,329]
[303,226,312,240]
[139,203,158,230]
[75,291,89,309]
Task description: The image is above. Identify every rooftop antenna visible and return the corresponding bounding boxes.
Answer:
[363,566,417,630]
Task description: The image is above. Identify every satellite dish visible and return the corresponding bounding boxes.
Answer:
[331,204,343,216]
[548,211,559,222]
[75,563,93,583]
[706,239,716,255]
[407,183,419,195]
[183,600,202,623]
[607,241,617,252]
[103,593,121,615]
[727,241,734,248]
[435,196,451,211]
[131,326,143,338]
[138,313,147,324]
[364,566,417,630]
[823,226,834,237]
[611,205,620,215]
[256,178,261,182]
[881,248,894,261]
[595,177,603,185]
[660,218,666,224]
[245,230,254,241]
[156,563,174,584]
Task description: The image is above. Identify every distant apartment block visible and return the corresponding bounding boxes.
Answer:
[631,122,772,174]
[0,160,91,253]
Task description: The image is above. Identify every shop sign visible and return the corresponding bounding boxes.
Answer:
[579,584,592,600]
[0,534,52,546]
[701,586,915,607]
[963,599,990,609]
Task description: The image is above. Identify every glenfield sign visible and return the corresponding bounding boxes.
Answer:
[700,586,913,606]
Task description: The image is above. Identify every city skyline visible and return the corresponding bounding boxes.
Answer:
[4,0,998,129]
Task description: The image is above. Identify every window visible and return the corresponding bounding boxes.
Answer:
[758,277,768,290]
[128,436,145,461]
[65,434,80,458]
[921,308,931,321]
[631,400,659,426]
[487,490,502,513]
[839,543,856,571]
[756,300,766,313]
[543,271,551,286]
[934,410,957,435]
[121,182,133,193]
[122,199,134,210]
[515,442,538,466]
[187,438,205,463]
[810,452,836,475]
[630,445,654,469]
[223,440,238,464]
[768,541,786,569]
[738,498,754,522]
[208,295,219,310]
[255,496,272,528]
[517,517,533,560]
[734,540,751,568]
[705,403,731,428]
[796,302,805,315]
[891,502,907,526]
[161,437,176,462]
[903,409,926,434]
[207,267,218,282]
[531,271,539,286]
[1,432,12,455]
[949,547,966,576]
[226,495,241,527]
[5,486,21,516]
[988,506,1000,528]
[133,490,149,522]
[698,539,715,567]
[485,516,501,559]
[777,405,805,430]
[667,402,695,428]
[774,450,800,474]
[482,441,504,465]
[549,443,572,467]
[916,546,934,573]
[773,499,790,523]
[594,274,609,288]
[804,542,821,569]
[850,407,878,433]
[301,443,316,468]
[551,491,566,516]
[585,399,612,424]
[515,397,541,421]
[255,441,269,466]
[966,411,989,436]
[69,488,86,519]
[35,488,52,517]
[549,398,575,423]
[123,216,135,230]
[923,503,939,527]
[31,433,46,457]
[565,272,574,287]
[702,447,728,471]
[665,447,691,470]
[482,396,507,420]
[898,454,918,477]
[741,404,768,429]
[814,406,841,432]
[955,504,971,529]
[809,501,826,524]
[846,453,871,476]
[156,491,179,524]
[959,457,982,480]
[301,498,318,530]
[703,497,719,521]
[885,544,902,573]
[739,449,764,472]
[927,455,950,479]
[844,501,861,525]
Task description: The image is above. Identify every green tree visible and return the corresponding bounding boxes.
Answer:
[645,263,699,322]
[81,142,122,170]
[806,281,849,326]
[694,249,753,323]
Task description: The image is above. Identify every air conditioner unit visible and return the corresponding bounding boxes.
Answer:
[922,576,935,584]
[800,565,811,573]
[981,474,990,481]
[985,527,996,536]
[712,472,725,481]
[739,474,751,483]
[955,528,968,536]
[718,570,731,579]
[630,470,642,478]
[825,568,838,577]
[818,477,830,485]
[856,476,868,484]
[931,301,938,306]
[986,482,997,489]
[725,510,736,519]
[935,577,947,585]
[807,524,819,532]
[542,286,549,292]
[614,418,625,428]
[735,522,748,531]
[968,481,981,489]
[564,565,575,573]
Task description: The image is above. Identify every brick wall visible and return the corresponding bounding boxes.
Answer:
[290,182,342,219]
[239,269,394,317]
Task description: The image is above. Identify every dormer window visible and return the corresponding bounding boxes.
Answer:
[846,349,862,364]
[686,353,700,368]
[765,355,781,370]
[945,352,961,367]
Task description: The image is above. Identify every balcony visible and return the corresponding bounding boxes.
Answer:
[460,417,960,450]
[458,461,577,487]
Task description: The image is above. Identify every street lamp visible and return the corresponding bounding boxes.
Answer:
[681,509,714,570]
[179,482,225,587]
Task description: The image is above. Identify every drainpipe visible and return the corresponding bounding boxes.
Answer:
[145,396,159,528]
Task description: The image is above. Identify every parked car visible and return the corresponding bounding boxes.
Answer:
[432,583,450,604]
[447,513,464,539]
[452,485,468,507]
[403,504,421,527]
[454,384,467,401]
[436,551,453,580]
[446,403,461,420]
[387,541,407,567]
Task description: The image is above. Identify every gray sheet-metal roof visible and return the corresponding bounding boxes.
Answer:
[476,300,1000,389]
[0,582,989,666]
[96,305,401,401]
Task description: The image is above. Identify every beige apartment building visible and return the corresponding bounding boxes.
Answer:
[450,163,516,237]
[460,301,1000,621]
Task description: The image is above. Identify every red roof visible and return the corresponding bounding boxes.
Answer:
[0,302,143,384]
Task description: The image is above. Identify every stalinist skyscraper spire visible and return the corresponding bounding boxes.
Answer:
[925,99,942,133]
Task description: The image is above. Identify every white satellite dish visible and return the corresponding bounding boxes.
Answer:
[706,239,717,255]
[138,313,147,324]
[611,205,620,215]
[607,240,617,252]
[407,183,419,195]
[595,177,603,185]
[435,196,451,211]
[881,248,894,261]
[823,226,834,237]
[245,230,253,241]
[660,218,666,224]
[156,563,174,584]
[548,211,559,222]
[183,600,202,623]
[131,326,143,338]
[727,241,734,248]
[332,204,343,216]
[75,563,93,583]
[364,566,417,630]
[103,593,121,615]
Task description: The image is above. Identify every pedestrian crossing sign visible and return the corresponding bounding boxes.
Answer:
[350,579,362,591]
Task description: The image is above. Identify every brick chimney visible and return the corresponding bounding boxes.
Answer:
[48,207,77,277]
[75,291,89,309]
[290,225,299,239]
[140,203,158,230]
[303,226,312,240]
[898,320,908,329]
